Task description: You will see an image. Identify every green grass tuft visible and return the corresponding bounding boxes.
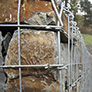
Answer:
[82,34,92,45]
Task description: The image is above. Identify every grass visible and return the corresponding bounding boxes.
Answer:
[82,34,92,45]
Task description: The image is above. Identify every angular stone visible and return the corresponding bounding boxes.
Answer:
[0,0,68,36]
[3,3,69,90]
[2,32,12,55]
[0,0,53,23]
[5,29,58,78]
[24,11,56,25]
[62,13,68,34]
[4,28,59,92]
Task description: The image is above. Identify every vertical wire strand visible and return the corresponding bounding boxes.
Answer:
[17,0,22,92]
[68,16,71,92]
[76,41,79,92]
[50,0,63,91]
[74,41,76,92]
[57,1,63,92]
[58,30,62,92]
[70,19,74,92]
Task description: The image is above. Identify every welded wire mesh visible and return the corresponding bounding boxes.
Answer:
[0,0,92,92]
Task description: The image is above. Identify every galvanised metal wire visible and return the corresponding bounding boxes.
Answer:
[17,0,22,91]
[0,0,92,92]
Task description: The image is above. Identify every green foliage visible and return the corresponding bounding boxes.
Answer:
[80,0,92,26]
[82,34,92,45]
[69,0,79,20]
[76,15,84,27]
[64,0,92,35]
[76,15,92,34]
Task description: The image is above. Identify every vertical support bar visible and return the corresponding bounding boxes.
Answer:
[76,43,79,92]
[68,16,71,92]
[58,30,62,92]
[80,36,83,92]
[70,19,73,92]
[74,42,76,92]
[76,30,78,92]
[17,0,22,92]
[56,1,63,92]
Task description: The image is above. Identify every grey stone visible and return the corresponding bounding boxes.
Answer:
[24,12,56,25]
[2,32,12,53]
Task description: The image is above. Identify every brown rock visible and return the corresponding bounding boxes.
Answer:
[5,29,59,92]
[62,12,68,35]
[24,11,56,25]
[5,29,58,78]
[2,1,69,91]
[0,0,53,23]
[0,0,68,35]
[6,76,60,92]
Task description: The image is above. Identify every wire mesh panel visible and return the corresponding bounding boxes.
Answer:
[0,0,92,92]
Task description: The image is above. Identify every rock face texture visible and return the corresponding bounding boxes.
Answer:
[2,5,68,90]
[0,0,68,34]
[5,29,59,92]
[4,16,60,91]
[0,0,68,91]
[6,76,60,92]
[0,0,53,23]
[5,30,58,78]
[24,11,56,25]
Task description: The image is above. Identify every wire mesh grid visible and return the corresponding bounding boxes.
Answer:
[0,0,92,92]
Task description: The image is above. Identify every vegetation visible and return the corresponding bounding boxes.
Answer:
[80,0,92,26]
[69,0,79,20]
[64,0,92,45]
[82,34,92,45]
[69,0,92,35]
[76,15,92,34]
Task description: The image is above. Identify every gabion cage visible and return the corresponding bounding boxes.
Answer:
[0,0,92,92]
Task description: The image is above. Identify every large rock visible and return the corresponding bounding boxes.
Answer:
[5,28,59,92]
[5,29,58,78]
[0,0,53,23]
[0,0,68,34]
[4,10,69,91]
